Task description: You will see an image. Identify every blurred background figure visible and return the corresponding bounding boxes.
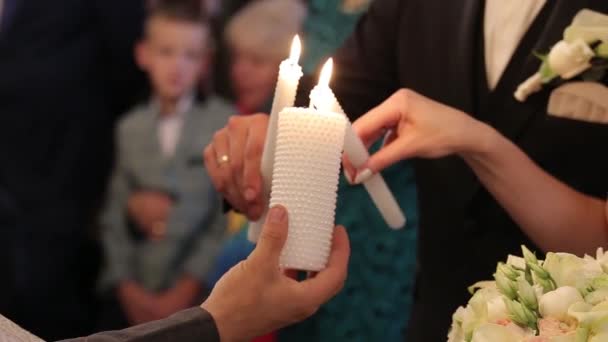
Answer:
[0,1,146,339]
[97,0,231,330]
[225,0,306,114]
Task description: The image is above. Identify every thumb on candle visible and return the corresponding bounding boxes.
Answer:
[249,205,289,268]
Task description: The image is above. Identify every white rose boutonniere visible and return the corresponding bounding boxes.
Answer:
[515,9,608,102]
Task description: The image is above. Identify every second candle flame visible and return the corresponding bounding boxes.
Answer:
[289,35,301,63]
[319,58,333,88]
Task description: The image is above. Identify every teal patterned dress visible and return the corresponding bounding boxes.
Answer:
[278,1,419,341]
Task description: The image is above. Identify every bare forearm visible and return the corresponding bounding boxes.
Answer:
[460,124,608,255]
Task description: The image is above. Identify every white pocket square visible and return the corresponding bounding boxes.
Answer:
[547,82,608,124]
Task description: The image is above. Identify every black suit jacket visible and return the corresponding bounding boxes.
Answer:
[0,0,145,223]
[61,308,220,342]
[297,0,608,340]
[0,1,145,338]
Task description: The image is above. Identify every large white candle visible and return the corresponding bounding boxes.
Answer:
[310,59,406,230]
[270,107,347,271]
[248,36,303,242]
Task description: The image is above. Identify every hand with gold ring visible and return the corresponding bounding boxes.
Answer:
[217,154,230,165]
[204,114,269,220]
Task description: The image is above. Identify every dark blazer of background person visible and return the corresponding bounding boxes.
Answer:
[296,0,608,340]
[0,0,146,340]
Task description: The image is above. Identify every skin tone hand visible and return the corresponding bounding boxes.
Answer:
[351,88,608,255]
[201,205,350,342]
[118,281,158,325]
[150,275,202,320]
[119,276,201,324]
[127,191,173,240]
[346,89,489,181]
[203,114,269,220]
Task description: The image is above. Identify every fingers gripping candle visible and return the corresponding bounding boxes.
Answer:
[270,107,347,271]
[248,36,303,242]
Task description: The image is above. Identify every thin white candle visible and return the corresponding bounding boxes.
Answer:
[248,36,303,243]
[310,59,406,230]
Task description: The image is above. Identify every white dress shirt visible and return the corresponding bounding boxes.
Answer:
[484,0,546,89]
[156,95,193,159]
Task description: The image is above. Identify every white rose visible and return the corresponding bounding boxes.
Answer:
[539,286,584,320]
[543,252,603,290]
[547,39,594,79]
[568,300,608,341]
[487,296,509,323]
[564,9,608,44]
[597,247,608,273]
[507,255,527,270]
[448,306,466,342]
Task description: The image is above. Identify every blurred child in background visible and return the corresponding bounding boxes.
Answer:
[97,0,232,329]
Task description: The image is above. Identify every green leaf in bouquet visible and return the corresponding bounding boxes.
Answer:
[585,288,608,306]
[591,275,608,290]
[539,61,559,83]
[522,245,539,265]
[524,265,534,285]
[517,276,539,311]
[585,276,608,304]
[575,325,590,342]
[529,263,552,280]
[498,263,521,281]
[530,53,557,83]
[495,272,518,300]
[596,42,608,58]
[536,275,557,293]
[504,298,538,331]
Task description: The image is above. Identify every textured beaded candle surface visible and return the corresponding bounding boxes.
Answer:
[270,107,347,271]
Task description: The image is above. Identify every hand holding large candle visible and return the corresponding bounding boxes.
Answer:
[249,36,303,242]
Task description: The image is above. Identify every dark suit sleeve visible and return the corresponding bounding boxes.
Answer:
[60,308,220,342]
[296,0,403,121]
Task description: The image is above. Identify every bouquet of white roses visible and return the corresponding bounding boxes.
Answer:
[448,246,608,342]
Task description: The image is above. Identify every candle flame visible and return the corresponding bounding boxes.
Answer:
[289,35,301,63]
[319,58,333,88]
